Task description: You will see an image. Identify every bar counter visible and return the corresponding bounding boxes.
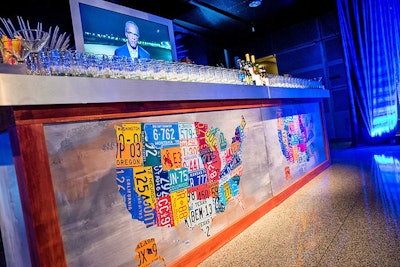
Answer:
[0,73,329,106]
[0,73,330,266]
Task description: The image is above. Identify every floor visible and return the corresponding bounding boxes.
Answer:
[0,231,3,267]
[1,143,399,267]
[197,143,400,267]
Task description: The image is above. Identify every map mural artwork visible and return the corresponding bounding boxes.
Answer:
[40,103,327,266]
[115,117,246,239]
[276,108,317,178]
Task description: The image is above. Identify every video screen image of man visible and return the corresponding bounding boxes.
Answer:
[114,21,151,59]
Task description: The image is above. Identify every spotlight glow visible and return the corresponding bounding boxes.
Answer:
[249,0,262,8]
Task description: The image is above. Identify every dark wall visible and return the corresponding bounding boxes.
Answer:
[232,11,352,142]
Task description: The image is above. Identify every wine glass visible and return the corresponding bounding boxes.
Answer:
[0,37,31,65]
[13,29,50,75]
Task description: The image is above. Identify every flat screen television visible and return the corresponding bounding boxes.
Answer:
[69,0,177,61]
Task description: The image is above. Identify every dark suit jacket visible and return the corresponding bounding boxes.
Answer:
[114,44,151,59]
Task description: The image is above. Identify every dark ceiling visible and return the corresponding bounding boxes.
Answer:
[110,0,337,43]
[1,0,337,47]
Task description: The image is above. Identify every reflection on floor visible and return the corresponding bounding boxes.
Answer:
[198,144,400,266]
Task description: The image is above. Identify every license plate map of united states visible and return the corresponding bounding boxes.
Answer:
[115,117,246,237]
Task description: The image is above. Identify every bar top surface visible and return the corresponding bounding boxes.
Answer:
[0,73,330,106]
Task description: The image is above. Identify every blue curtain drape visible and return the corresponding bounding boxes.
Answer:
[337,0,400,142]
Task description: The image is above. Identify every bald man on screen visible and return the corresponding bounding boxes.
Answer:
[114,21,151,59]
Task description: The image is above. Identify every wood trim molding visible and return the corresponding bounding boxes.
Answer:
[9,124,67,266]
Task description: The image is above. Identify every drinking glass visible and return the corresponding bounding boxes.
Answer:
[174,62,189,81]
[187,64,201,82]
[137,58,154,80]
[165,61,176,81]
[13,29,50,75]
[152,59,167,80]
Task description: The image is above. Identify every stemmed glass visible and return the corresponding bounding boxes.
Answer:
[13,29,50,75]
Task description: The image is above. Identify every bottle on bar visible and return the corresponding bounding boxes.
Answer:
[249,54,263,86]
[237,53,265,86]
[258,65,269,86]
[244,53,254,85]
[236,58,247,84]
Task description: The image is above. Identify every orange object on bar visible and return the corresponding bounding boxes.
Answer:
[1,35,23,65]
